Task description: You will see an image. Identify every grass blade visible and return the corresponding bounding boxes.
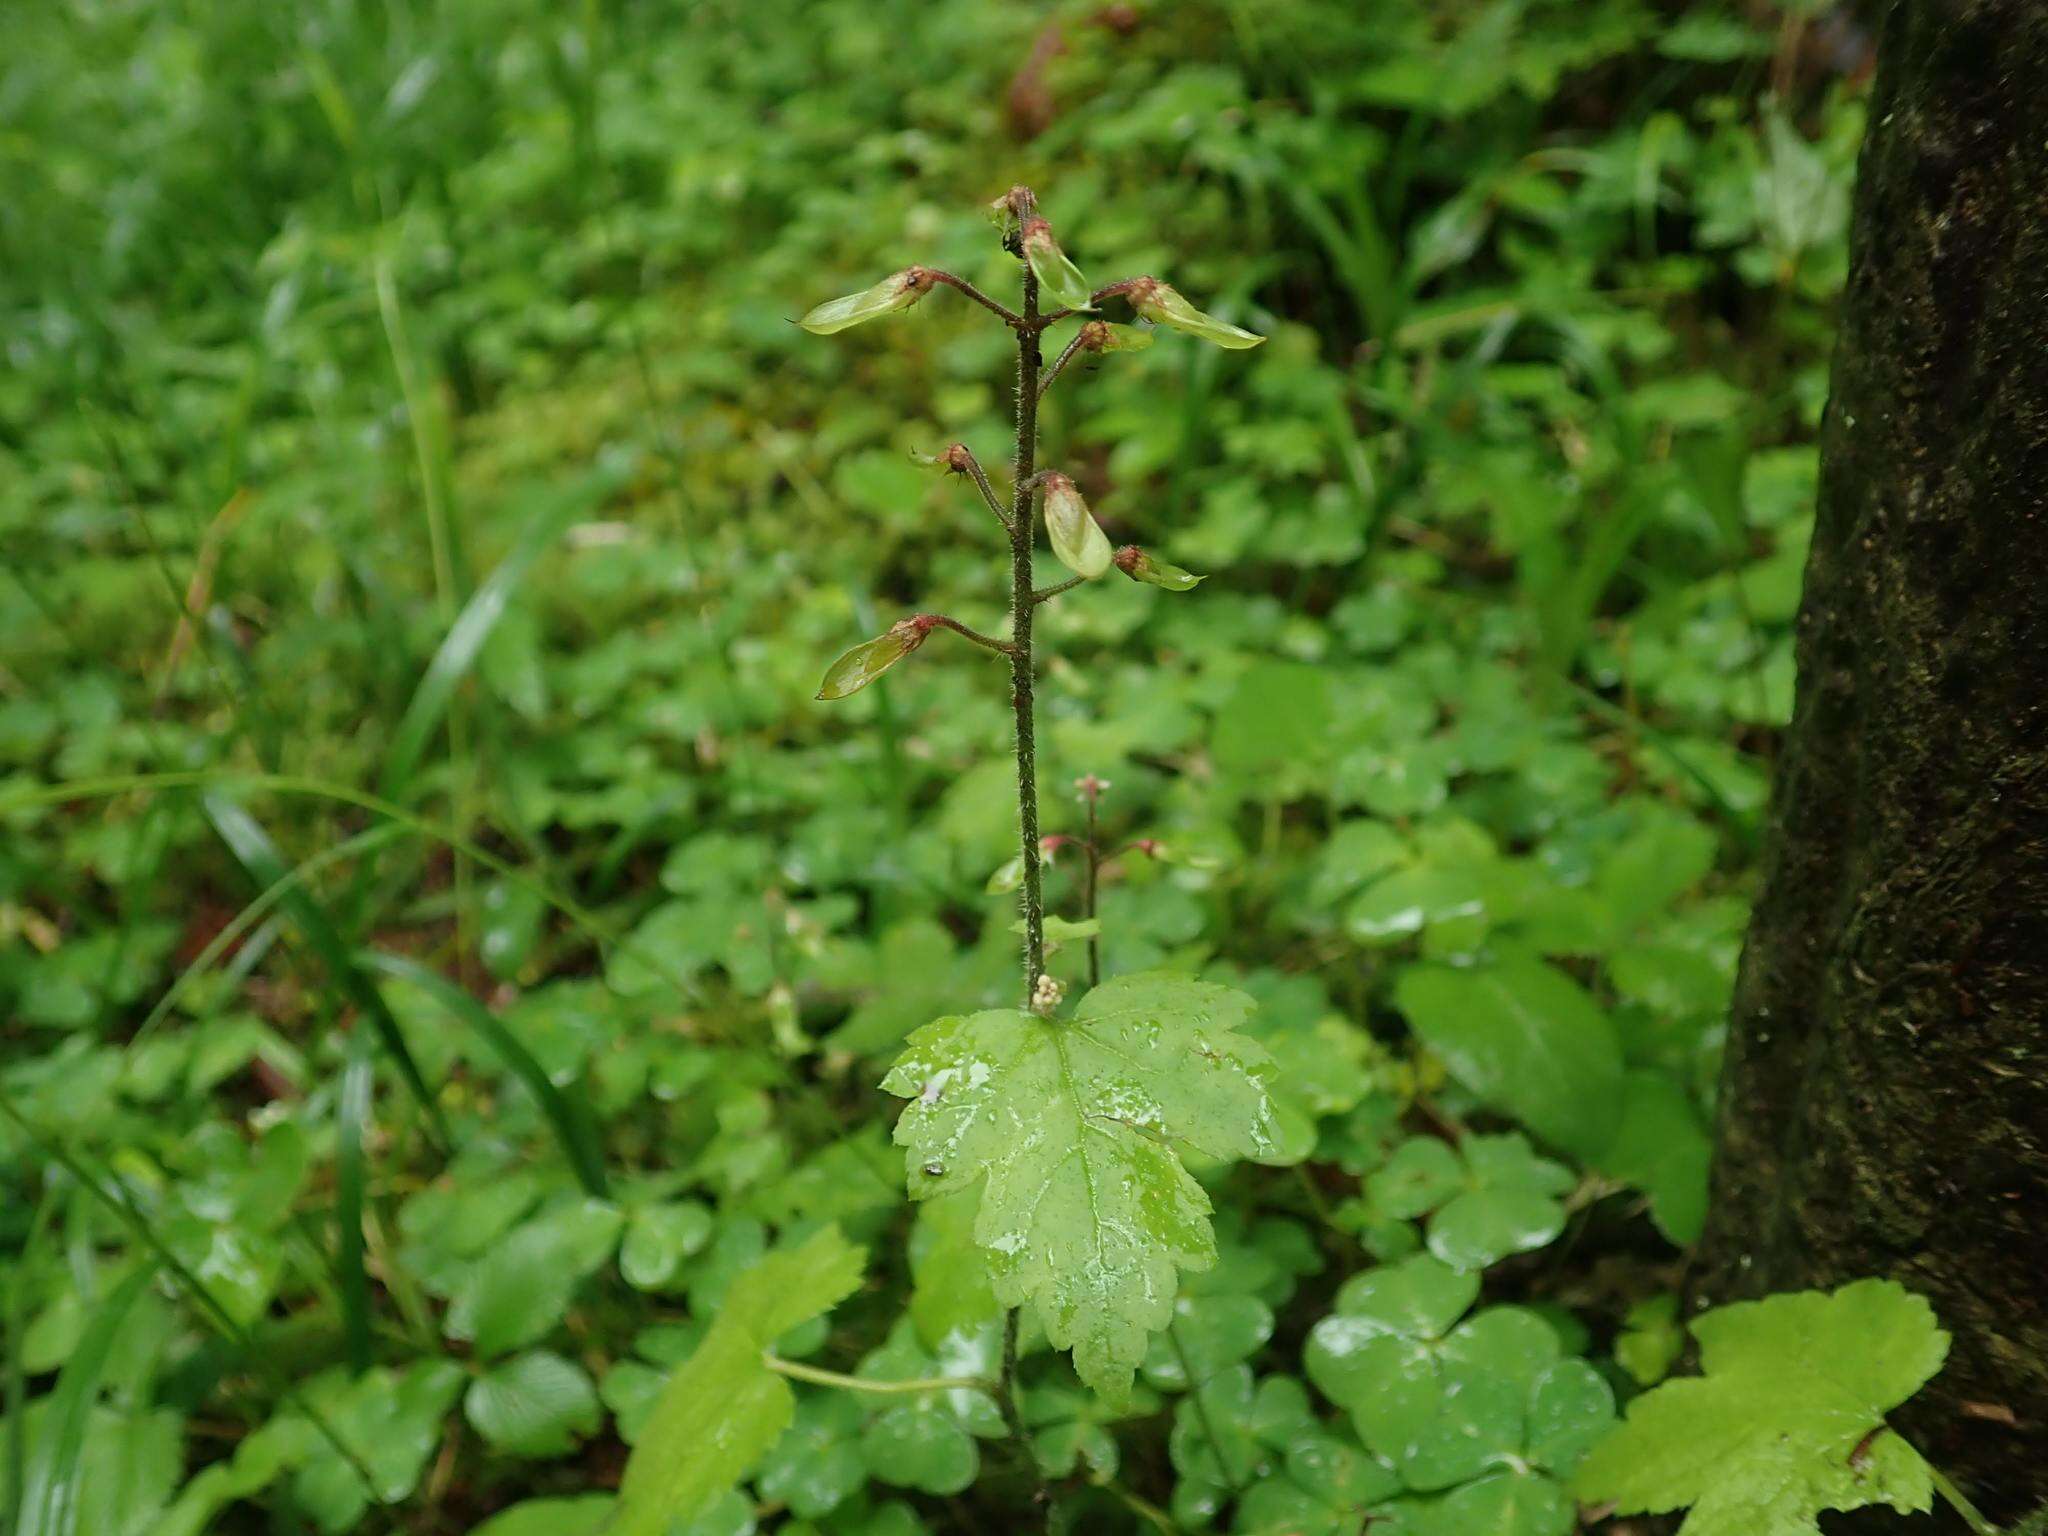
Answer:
[0,773,701,1001]
[0,1099,378,1496]
[360,951,610,1199]
[335,1027,375,1373]
[201,791,450,1148]
[17,1263,155,1536]
[379,466,623,805]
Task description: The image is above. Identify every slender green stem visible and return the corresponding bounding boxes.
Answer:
[763,1356,991,1395]
[924,615,1016,655]
[927,268,1025,328]
[1083,791,1101,991]
[997,1306,1037,1468]
[1927,1462,2000,1536]
[1169,1323,1241,1490]
[1094,1476,1184,1535]
[953,447,1013,531]
[1037,331,1091,399]
[1032,574,1086,605]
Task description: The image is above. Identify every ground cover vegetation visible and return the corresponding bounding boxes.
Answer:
[3,2,2007,1534]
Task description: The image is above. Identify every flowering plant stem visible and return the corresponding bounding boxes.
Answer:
[1008,262,1048,1002]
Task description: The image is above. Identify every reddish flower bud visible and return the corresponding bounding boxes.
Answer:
[1079,320,1153,354]
[1113,545,1204,591]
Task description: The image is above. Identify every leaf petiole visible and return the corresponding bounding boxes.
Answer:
[760,1355,992,1395]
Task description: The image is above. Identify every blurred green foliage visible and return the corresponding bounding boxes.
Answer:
[0,0,1872,1531]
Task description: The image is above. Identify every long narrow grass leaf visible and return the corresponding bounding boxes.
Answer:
[0,1098,378,1495]
[200,791,449,1148]
[361,951,610,1199]
[18,1263,156,1536]
[0,773,700,1002]
[335,1027,375,1373]
[380,467,622,804]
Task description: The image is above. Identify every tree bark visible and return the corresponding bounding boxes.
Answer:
[1696,0,2048,1520]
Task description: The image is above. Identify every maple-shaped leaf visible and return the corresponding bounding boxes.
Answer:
[610,1225,866,1536]
[1575,1279,1949,1536]
[880,972,1280,1399]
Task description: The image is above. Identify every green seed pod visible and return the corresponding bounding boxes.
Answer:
[1042,473,1114,579]
[1079,320,1153,353]
[1021,220,1095,312]
[1113,545,1204,591]
[800,268,937,335]
[985,853,1025,894]
[1127,277,1264,349]
[816,617,929,699]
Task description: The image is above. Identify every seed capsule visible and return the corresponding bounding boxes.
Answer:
[800,267,938,335]
[815,617,931,700]
[1113,545,1204,591]
[1021,219,1095,312]
[1126,277,1264,349]
[1042,473,1113,580]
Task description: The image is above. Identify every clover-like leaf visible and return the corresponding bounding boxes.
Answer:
[1022,220,1094,311]
[1575,1280,1948,1536]
[1369,1133,1575,1270]
[1304,1254,1609,1496]
[610,1225,866,1536]
[757,1393,867,1520]
[855,1318,1005,1496]
[881,971,1279,1398]
[800,268,937,334]
[1041,473,1114,579]
[1128,277,1265,348]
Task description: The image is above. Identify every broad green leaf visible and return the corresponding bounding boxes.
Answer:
[1576,1280,1948,1536]
[908,1189,1000,1348]
[1128,277,1265,348]
[610,1225,866,1536]
[800,268,936,334]
[18,1263,155,1536]
[464,1351,601,1458]
[1042,474,1113,579]
[881,971,1279,1398]
[1394,958,1623,1158]
[470,1495,613,1536]
[1594,1070,1710,1245]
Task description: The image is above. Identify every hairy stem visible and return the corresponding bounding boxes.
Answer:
[923,615,1016,655]
[1038,331,1090,399]
[927,268,1024,328]
[953,447,1012,532]
[1010,266,1046,997]
[1032,574,1086,605]
[1083,792,1101,990]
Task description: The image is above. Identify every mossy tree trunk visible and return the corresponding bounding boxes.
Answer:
[1696,0,2048,1519]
